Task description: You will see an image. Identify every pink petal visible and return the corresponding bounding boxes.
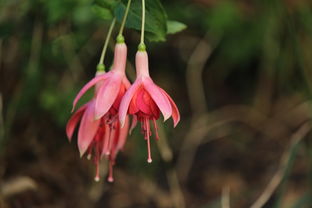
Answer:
[143,78,172,121]
[117,116,129,151]
[128,90,139,115]
[66,104,88,141]
[78,101,100,157]
[136,89,151,114]
[119,80,142,127]
[94,73,121,119]
[72,74,108,112]
[122,77,131,89]
[160,89,180,127]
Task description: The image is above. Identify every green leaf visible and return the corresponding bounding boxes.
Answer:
[167,20,186,34]
[114,0,168,42]
[94,0,117,9]
[92,4,113,20]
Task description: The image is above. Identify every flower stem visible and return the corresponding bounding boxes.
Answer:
[138,0,146,51]
[118,0,132,37]
[98,18,116,71]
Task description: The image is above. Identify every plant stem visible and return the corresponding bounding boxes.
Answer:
[140,0,145,44]
[118,0,132,36]
[99,18,116,66]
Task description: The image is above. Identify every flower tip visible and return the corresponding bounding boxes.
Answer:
[67,136,72,143]
[163,114,170,122]
[173,120,179,128]
[120,119,125,128]
[79,150,85,158]
[87,154,92,160]
[94,176,100,182]
[94,115,102,121]
[107,177,114,183]
[147,158,152,163]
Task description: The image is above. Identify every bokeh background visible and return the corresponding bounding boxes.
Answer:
[1,0,312,207]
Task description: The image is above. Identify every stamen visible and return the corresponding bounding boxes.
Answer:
[146,119,152,163]
[107,160,114,182]
[87,145,93,160]
[101,124,110,157]
[140,120,145,135]
[103,126,112,155]
[106,126,116,155]
[147,136,152,163]
[152,118,159,140]
[129,115,138,134]
[94,159,100,182]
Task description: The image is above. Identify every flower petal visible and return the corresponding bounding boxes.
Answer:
[66,104,88,141]
[94,74,121,119]
[72,74,107,112]
[119,80,142,127]
[143,78,172,121]
[160,89,180,127]
[136,88,152,115]
[78,101,100,157]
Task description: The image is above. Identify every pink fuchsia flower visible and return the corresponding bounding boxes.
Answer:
[119,50,180,163]
[66,45,131,182]
[72,43,131,122]
[66,99,130,181]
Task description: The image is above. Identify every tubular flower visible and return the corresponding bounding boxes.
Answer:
[119,50,180,163]
[72,42,131,122]
[67,42,131,182]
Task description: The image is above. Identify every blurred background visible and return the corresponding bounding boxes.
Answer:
[1,0,312,207]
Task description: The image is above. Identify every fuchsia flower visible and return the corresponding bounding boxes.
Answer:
[66,42,131,182]
[119,50,180,163]
[66,97,129,181]
[72,43,131,120]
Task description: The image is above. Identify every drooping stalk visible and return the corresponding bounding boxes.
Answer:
[118,0,132,37]
[138,0,146,51]
[140,0,145,44]
[98,18,116,71]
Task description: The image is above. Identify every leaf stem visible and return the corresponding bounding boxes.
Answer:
[118,0,132,37]
[98,18,116,71]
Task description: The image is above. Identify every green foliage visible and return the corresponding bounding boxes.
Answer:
[92,4,113,20]
[115,0,167,41]
[92,0,118,20]
[93,0,186,41]
[167,20,187,35]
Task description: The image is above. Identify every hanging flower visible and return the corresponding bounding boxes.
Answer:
[66,97,129,181]
[72,43,131,122]
[67,43,131,182]
[119,50,180,163]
